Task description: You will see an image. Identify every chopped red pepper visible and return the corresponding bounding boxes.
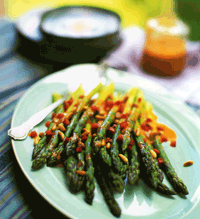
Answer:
[64,98,73,111]
[63,118,70,126]
[76,147,83,153]
[90,105,99,112]
[57,113,65,119]
[129,139,135,146]
[46,130,53,136]
[153,149,160,154]
[146,123,153,130]
[158,158,164,162]
[106,137,112,143]
[138,98,142,103]
[29,131,37,138]
[91,123,100,130]
[52,113,57,119]
[141,124,149,131]
[121,113,129,119]
[160,136,168,143]
[89,99,95,105]
[63,102,69,111]
[157,126,164,132]
[145,118,153,123]
[132,103,139,108]
[79,95,85,99]
[119,121,128,129]
[157,158,164,167]
[123,95,129,102]
[114,100,121,106]
[81,135,88,141]
[67,98,73,106]
[170,141,176,147]
[117,134,123,141]
[45,121,51,127]
[108,127,115,133]
[118,106,124,113]
[105,100,114,108]
[74,103,79,107]
[127,146,132,151]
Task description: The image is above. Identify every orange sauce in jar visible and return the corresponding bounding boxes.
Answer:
[141,18,189,77]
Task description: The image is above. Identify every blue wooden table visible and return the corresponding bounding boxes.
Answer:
[0,18,69,219]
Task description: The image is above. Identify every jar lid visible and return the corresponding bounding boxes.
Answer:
[147,18,189,36]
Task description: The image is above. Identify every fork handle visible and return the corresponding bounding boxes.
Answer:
[8,98,64,140]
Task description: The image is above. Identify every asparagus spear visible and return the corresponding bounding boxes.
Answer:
[140,143,176,195]
[52,92,66,113]
[94,158,121,218]
[108,89,140,183]
[156,182,177,195]
[32,95,65,159]
[109,88,139,174]
[154,138,189,195]
[122,89,142,152]
[127,139,140,185]
[129,95,163,182]
[32,130,60,170]
[133,93,176,195]
[63,155,79,193]
[99,144,112,166]
[96,107,119,166]
[32,122,55,159]
[147,142,164,182]
[84,124,95,205]
[93,93,120,149]
[131,98,164,188]
[61,131,83,193]
[109,170,125,193]
[93,94,125,166]
[135,135,160,189]
[110,124,125,174]
[76,140,85,192]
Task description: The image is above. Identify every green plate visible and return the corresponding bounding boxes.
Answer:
[11,64,200,219]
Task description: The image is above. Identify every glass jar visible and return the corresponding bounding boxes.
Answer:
[140,17,189,77]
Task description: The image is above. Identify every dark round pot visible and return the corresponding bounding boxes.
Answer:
[39,6,122,64]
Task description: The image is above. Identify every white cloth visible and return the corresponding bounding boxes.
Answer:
[107,26,200,106]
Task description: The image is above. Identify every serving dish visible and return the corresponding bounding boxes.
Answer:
[15,7,51,60]
[15,6,122,65]
[11,64,200,218]
[40,6,122,64]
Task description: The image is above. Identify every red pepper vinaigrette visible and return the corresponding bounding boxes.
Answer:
[157,123,177,142]
[140,1,189,77]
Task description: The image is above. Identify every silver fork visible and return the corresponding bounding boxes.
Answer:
[8,62,111,141]
[8,92,68,140]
